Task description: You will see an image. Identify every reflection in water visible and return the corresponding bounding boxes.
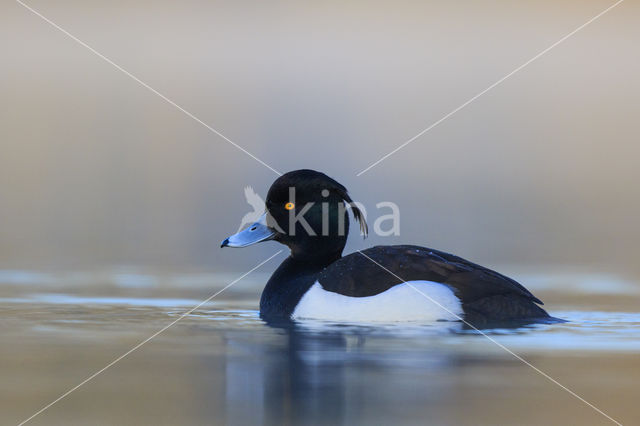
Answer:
[211,310,640,425]
[223,323,481,425]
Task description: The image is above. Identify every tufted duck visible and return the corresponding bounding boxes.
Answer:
[221,169,552,327]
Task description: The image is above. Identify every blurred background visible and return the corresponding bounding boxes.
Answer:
[2,2,640,425]
[1,0,638,275]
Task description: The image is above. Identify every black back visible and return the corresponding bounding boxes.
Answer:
[317,245,550,326]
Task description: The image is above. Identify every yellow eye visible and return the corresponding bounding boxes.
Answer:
[284,202,295,210]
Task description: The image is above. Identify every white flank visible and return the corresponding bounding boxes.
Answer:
[292,281,462,322]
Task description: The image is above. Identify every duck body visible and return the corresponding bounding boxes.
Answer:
[222,169,552,327]
[260,245,549,326]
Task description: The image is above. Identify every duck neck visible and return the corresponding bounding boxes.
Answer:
[286,216,349,265]
[289,241,344,266]
[260,243,344,322]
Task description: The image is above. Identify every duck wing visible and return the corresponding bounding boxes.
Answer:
[317,245,548,323]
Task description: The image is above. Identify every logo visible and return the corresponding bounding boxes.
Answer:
[236,186,265,233]
[235,186,400,237]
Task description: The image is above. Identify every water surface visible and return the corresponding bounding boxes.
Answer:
[1,269,639,425]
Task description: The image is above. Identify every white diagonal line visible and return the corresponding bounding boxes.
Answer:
[356,250,622,425]
[356,0,625,176]
[18,250,283,426]
[15,0,282,177]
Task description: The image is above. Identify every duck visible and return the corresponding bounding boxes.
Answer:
[221,169,552,327]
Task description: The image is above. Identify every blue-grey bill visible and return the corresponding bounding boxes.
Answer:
[221,213,277,248]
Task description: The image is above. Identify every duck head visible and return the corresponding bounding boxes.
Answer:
[221,169,367,261]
